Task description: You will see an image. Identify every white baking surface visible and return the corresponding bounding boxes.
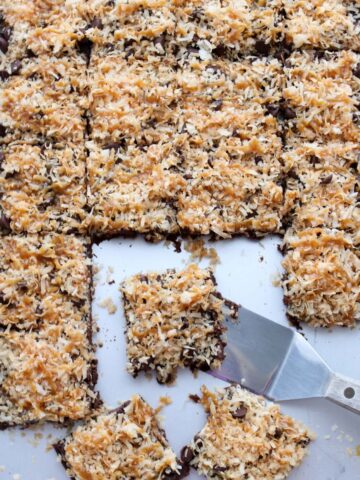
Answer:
[1,235,360,479]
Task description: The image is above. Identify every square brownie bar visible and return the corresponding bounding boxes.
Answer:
[182,385,313,480]
[0,54,88,144]
[0,0,88,66]
[283,50,360,144]
[0,328,99,428]
[121,264,237,384]
[54,395,186,480]
[281,228,360,327]
[282,0,360,52]
[282,142,360,238]
[0,234,91,331]
[0,141,87,234]
[86,140,184,238]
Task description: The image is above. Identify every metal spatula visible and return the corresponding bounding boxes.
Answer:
[209,307,360,414]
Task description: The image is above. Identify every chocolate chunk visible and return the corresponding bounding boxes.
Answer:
[0,70,9,81]
[183,173,193,180]
[103,141,125,151]
[189,394,201,403]
[265,103,280,117]
[0,36,8,54]
[0,212,11,232]
[255,40,270,55]
[0,27,11,41]
[77,38,92,57]
[212,44,227,57]
[282,106,296,120]
[0,124,6,137]
[353,63,360,79]
[10,60,21,75]
[213,465,227,473]
[231,406,247,419]
[212,99,223,111]
[309,155,320,165]
[180,446,195,464]
[273,428,283,439]
[320,174,333,185]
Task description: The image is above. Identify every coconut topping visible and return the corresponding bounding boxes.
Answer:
[54,395,186,480]
[121,264,237,384]
[183,385,314,480]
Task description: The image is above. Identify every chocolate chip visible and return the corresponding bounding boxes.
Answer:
[254,156,262,164]
[320,174,333,185]
[183,173,193,180]
[103,141,125,151]
[255,40,271,55]
[282,106,296,119]
[162,469,183,480]
[212,99,223,111]
[180,446,195,463]
[35,305,43,315]
[0,212,11,232]
[265,103,280,117]
[213,465,227,473]
[0,124,6,137]
[17,281,28,293]
[309,155,320,165]
[77,38,92,57]
[0,36,8,54]
[0,70,9,81]
[0,27,11,41]
[10,60,21,75]
[353,63,360,79]
[188,394,200,403]
[212,44,227,57]
[273,428,283,439]
[231,406,247,419]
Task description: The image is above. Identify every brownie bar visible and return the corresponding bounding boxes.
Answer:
[0,54,88,144]
[282,142,360,238]
[283,0,360,52]
[283,50,360,143]
[86,140,184,237]
[182,385,313,480]
[54,395,187,480]
[87,0,283,57]
[0,141,87,234]
[0,234,91,330]
[0,328,98,428]
[121,264,237,384]
[0,0,88,66]
[281,228,360,327]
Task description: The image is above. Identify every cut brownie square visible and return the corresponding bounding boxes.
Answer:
[121,264,237,384]
[0,54,88,144]
[283,50,360,144]
[0,0,88,66]
[54,395,186,480]
[173,0,283,57]
[88,53,178,144]
[0,141,87,234]
[0,234,91,331]
[0,328,99,428]
[182,385,313,480]
[282,143,360,237]
[281,228,360,327]
[282,0,360,52]
[86,140,184,238]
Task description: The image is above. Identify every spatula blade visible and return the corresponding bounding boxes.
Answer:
[209,307,332,401]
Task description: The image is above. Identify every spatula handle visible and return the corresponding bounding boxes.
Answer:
[325,373,360,415]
